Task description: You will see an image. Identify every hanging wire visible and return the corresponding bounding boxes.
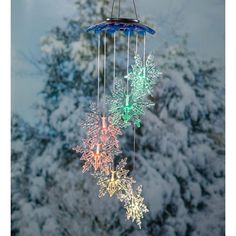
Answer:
[126,31,130,95]
[113,32,116,90]
[143,32,146,76]
[118,0,121,18]
[135,34,138,55]
[110,156,115,171]
[133,125,136,175]
[97,33,101,106]
[111,35,116,170]
[132,0,138,20]
[110,0,116,18]
[103,31,107,110]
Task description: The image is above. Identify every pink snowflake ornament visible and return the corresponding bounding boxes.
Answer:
[73,141,113,174]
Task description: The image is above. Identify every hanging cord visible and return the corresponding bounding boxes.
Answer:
[132,0,138,20]
[110,0,116,18]
[126,31,130,95]
[113,32,116,90]
[143,32,146,76]
[135,34,138,55]
[118,0,121,18]
[133,125,136,175]
[103,31,107,112]
[97,34,101,106]
[112,156,115,171]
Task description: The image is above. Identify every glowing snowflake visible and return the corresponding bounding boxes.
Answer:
[108,79,153,128]
[121,185,149,229]
[73,140,113,174]
[108,54,160,128]
[94,158,136,197]
[73,104,122,174]
[81,103,122,148]
[126,54,161,100]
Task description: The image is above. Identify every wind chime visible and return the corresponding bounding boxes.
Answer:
[73,0,161,228]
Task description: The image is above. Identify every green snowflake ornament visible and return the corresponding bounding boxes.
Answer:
[108,54,160,128]
[126,54,161,100]
[108,79,153,128]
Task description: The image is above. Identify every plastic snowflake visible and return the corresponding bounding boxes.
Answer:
[73,103,122,174]
[73,140,114,174]
[94,158,136,198]
[108,79,153,128]
[82,103,122,148]
[108,54,160,128]
[120,185,149,229]
[126,54,161,100]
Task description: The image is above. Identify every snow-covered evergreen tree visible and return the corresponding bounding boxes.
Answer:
[11,1,224,235]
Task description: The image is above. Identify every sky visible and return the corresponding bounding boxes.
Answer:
[12,0,225,124]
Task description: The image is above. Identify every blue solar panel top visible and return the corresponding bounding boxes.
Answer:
[87,18,156,36]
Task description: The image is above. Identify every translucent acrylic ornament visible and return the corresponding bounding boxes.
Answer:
[94,158,135,198]
[119,185,149,229]
[108,78,154,128]
[81,103,122,148]
[73,140,113,174]
[126,54,161,100]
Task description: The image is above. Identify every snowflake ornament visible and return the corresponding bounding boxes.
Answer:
[73,141,113,174]
[121,185,149,229]
[82,103,122,148]
[95,158,136,198]
[126,54,161,100]
[73,104,122,174]
[108,54,160,128]
[108,79,153,128]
